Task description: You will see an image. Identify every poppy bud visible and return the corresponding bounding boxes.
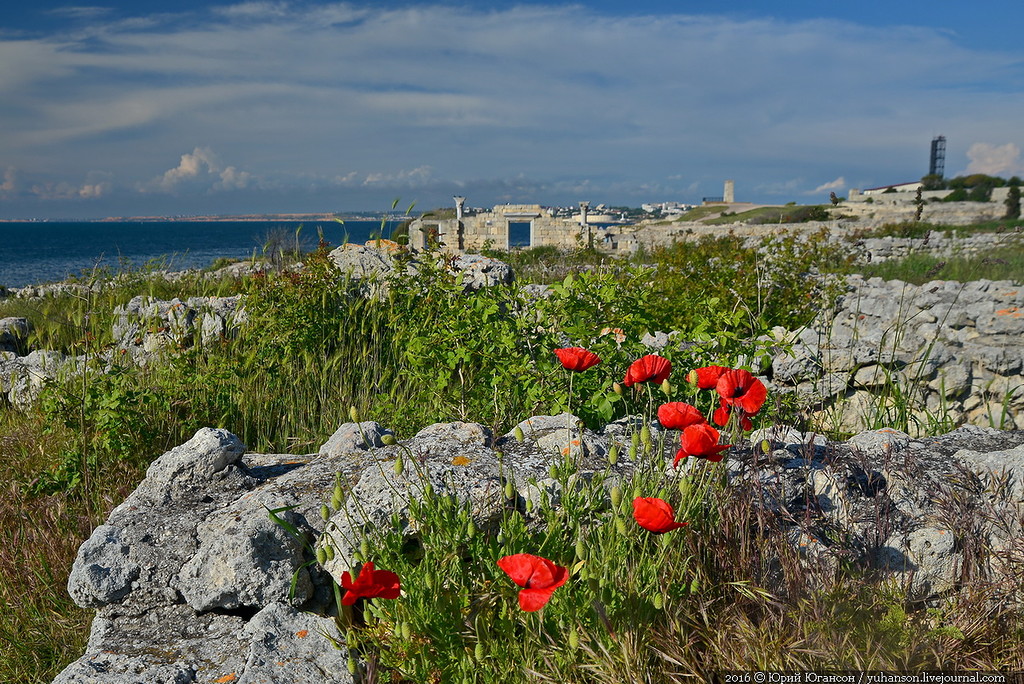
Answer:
[615,517,627,535]
[661,378,672,396]
[475,643,486,662]
[608,445,619,465]
[332,493,343,511]
[525,497,534,512]
[628,445,637,460]
[504,481,515,499]
[347,656,358,675]
[381,434,397,446]
[575,537,586,560]
[423,483,434,498]
[393,456,404,476]
[401,621,411,640]
[349,406,359,423]
[640,426,652,446]
[613,382,623,396]
[316,547,327,565]
[679,478,692,497]
[761,439,772,454]
[513,426,525,442]
[631,432,640,447]
[360,540,370,560]
[632,485,643,500]
[352,550,363,563]
[610,485,622,509]
[653,593,664,609]
[690,576,700,593]
[686,369,698,385]
[467,520,477,539]
[325,544,335,560]
[320,504,331,521]
[568,628,580,650]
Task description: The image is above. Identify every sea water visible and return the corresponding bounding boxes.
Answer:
[0,220,396,288]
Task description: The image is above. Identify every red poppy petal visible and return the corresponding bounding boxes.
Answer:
[518,587,556,612]
[497,554,537,588]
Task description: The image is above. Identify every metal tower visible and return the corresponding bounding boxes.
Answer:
[929,136,946,178]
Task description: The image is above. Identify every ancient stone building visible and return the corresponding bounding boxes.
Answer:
[408,203,592,252]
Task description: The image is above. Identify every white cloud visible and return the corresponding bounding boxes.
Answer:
[810,177,846,194]
[148,147,253,193]
[1,167,15,194]
[964,142,1024,177]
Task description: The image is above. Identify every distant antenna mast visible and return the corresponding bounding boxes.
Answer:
[929,135,946,178]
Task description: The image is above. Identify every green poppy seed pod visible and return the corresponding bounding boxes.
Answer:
[610,485,622,509]
[316,547,327,565]
[653,593,664,610]
[761,439,772,454]
[679,478,692,497]
[568,628,580,650]
[661,378,671,396]
[503,481,515,500]
[615,517,627,535]
[325,544,335,560]
[349,406,359,423]
[628,445,637,460]
[631,432,640,447]
[320,504,331,521]
[575,537,586,560]
[360,540,370,560]
[613,382,623,396]
[640,425,652,446]
[381,433,397,446]
[401,621,411,640]
[475,643,486,662]
[607,444,619,465]
[347,656,358,675]
[393,456,404,476]
[513,425,525,442]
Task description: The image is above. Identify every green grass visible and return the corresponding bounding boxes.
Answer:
[856,245,1024,284]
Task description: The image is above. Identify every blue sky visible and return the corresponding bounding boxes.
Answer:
[2,1,1023,219]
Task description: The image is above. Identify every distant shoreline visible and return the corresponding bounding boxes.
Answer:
[0,213,408,223]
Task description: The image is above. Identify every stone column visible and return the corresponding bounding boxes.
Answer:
[579,201,591,248]
[453,196,466,251]
[723,180,735,204]
[453,196,466,222]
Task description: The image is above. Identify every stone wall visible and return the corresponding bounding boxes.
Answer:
[409,205,587,252]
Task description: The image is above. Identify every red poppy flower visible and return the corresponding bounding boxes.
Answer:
[715,369,767,415]
[712,400,753,431]
[656,402,705,430]
[340,561,401,606]
[554,347,601,372]
[497,553,568,612]
[632,497,688,534]
[673,423,730,465]
[623,354,672,387]
[688,365,730,390]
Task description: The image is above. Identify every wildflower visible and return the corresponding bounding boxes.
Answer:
[687,365,729,390]
[497,553,568,612]
[623,354,672,387]
[712,399,753,432]
[674,423,730,465]
[715,369,767,415]
[339,561,401,606]
[632,497,687,534]
[554,347,602,372]
[656,402,705,430]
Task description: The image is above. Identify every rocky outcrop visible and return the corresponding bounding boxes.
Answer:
[765,275,1023,435]
[55,417,1024,682]
[112,295,246,352]
[854,230,1023,263]
[327,242,515,291]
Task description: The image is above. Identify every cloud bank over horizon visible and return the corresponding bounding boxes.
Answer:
[1,2,1022,218]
